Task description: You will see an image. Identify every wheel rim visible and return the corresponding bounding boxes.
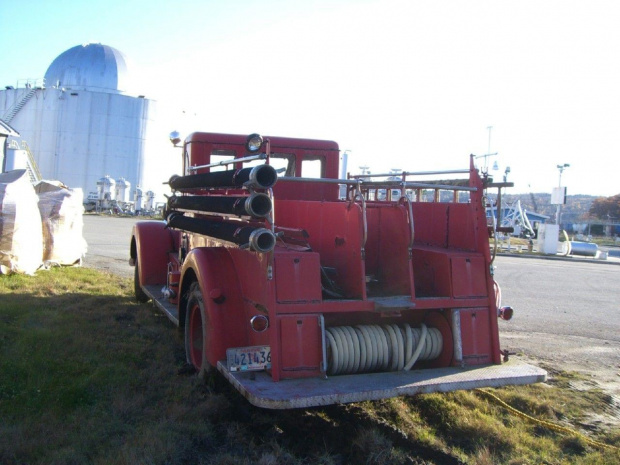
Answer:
[188,302,204,369]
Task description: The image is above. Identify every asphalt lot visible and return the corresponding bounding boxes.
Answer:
[82,214,620,398]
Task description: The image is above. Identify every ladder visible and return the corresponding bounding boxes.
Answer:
[3,88,37,123]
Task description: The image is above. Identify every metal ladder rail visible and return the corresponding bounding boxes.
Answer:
[22,141,43,183]
[3,88,37,123]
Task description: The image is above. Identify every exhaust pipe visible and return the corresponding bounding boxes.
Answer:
[166,213,276,253]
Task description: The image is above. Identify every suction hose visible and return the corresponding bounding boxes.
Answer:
[325,323,442,375]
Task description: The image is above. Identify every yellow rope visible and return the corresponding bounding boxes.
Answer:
[475,388,620,453]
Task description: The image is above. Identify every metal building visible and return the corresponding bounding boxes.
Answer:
[0,43,166,200]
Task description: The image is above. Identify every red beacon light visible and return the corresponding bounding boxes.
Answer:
[498,306,514,321]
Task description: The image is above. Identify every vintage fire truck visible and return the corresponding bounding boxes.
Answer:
[130,132,546,409]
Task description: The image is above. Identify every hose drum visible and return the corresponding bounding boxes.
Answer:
[325,323,443,375]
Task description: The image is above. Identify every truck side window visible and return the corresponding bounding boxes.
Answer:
[209,150,237,172]
[301,158,323,179]
[247,153,295,177]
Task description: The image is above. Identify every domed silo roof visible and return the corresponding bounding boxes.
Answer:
[44,43,133,94]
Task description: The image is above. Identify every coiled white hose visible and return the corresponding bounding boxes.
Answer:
[325,323,443,375]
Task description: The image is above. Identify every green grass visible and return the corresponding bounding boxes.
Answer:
[1,267,619,464]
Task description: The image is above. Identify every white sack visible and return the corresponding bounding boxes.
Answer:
[35,181,87,265]
[0,170,43,274]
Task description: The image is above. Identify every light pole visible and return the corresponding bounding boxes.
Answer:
[556,163,570,225]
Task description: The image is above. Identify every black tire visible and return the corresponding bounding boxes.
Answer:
[134,259,150,303]
[184,282,214,377]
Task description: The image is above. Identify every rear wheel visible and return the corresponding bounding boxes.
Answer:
[134,259,149,303]
[185,282,214,377]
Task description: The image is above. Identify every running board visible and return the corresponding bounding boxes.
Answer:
[142,284,179,326]
[216,360,547,409]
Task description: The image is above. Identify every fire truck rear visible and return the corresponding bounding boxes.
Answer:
[130,132,546,409]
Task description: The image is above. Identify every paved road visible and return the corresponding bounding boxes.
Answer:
[82,214,145,278]
[495,255,620,399]
[82,215,620,397]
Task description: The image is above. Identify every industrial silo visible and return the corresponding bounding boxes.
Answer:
[0,43,164,201]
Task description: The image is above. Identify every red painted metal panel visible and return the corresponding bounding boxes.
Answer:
[450,255,488,298]
[369,205,413,296]
[411,203,448,247]
[132,221,179,286]
[273,179,339,201]
[278,315,322,378]
[447,203,477,250]
[275,200,366,300]
[275,252,322,303]
[459,308,492,365]
[411,246,452,298]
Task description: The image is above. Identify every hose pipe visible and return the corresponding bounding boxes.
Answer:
[325,323,443,375]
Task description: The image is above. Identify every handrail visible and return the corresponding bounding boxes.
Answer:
[350,168,470,178]
[485,194,499,268]
[398,195,415,257]
[278,176,360,185]
[277,176,476,192]
[190,153,267,171]
[361,181,477,192]
[349,185,368,260]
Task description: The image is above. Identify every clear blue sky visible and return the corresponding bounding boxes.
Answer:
[2,0,619,197]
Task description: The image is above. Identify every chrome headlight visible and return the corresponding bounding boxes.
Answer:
[245,133,264,153]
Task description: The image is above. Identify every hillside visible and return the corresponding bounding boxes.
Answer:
[499,193,598,224]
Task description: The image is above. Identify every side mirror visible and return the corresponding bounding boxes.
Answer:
[169,131,181,147]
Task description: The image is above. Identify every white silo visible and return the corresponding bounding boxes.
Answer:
[144,190,155,211]
[97,175,116,201]
[115,177,131,203]
[134,186,143,213]
[0,43,164,200]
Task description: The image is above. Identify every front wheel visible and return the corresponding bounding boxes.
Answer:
[185,282,214,377]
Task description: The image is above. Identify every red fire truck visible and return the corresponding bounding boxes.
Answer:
[130,132,546,409]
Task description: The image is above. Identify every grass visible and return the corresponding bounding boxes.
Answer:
[1,267,619,464]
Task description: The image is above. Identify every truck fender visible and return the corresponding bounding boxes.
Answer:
[130,221,180,287]
[179,247,247,367]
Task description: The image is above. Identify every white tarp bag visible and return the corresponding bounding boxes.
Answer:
[35,181,87,266]
[0,170,43,274]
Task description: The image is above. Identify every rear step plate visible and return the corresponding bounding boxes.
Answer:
[217,360,546,409]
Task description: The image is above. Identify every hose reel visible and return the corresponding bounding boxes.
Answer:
[325,323,443,375]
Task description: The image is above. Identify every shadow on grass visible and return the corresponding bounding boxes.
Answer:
[1,268,618,465]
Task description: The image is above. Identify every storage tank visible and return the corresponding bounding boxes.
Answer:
[144,190,155,211]
[0,43,161,201]
[134,187,143,212]
[97,175,116,201]
[115,178,131,203]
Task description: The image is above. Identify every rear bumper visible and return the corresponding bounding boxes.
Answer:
[216,360,547,409]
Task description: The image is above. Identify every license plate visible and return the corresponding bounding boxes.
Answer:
[226,345,271,372]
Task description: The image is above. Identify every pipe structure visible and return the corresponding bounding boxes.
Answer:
[166,213,276,253]
[169,164,277,191]
[168,192,272,218]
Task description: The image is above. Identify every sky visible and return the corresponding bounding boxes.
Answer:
[1,0,619,197]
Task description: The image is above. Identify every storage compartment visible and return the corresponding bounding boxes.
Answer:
[279,315,322,376]
[459,308,492,365]
[451,255,488,298]
[275,252,322,303]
